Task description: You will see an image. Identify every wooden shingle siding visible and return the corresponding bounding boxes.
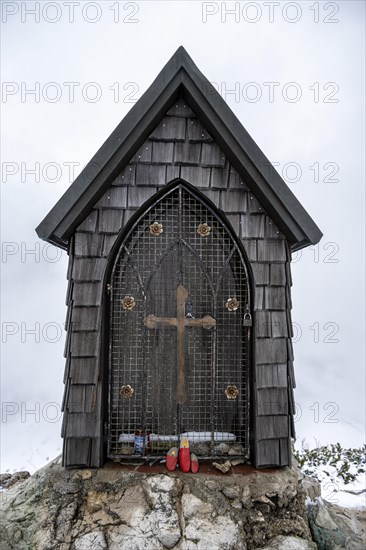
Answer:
[251,263,270,286]
[72,258,107,282]
[265,287,286,310]
[61,94,296,468]
[228,168,250,191]
[76,210,98,233]
[270,264,287,286]
[187,118,213,142]
[70,331,100,357]
[285,261,293,286]
[257,415,289,440]
[221,190,247,213]
[174,141,201,165]
[257,439,280,466]
[241,214,265,239]
[63,326,72,357]
[152,142,174,165]
[257,240,287,262]
[265,217,283,239]
[280,437,291,467]
[285,284,293,310]
[72,282,102,307]
[69,358,98,384]
[225,214,240,236]
[68,385,85,413]
[257,387,288,416]
[94,187,127,208]
[136,165,167,187]
[248,194,264,214]
[203,190,221,209]
[256,364,288,389]
[84,384,98,413]
[271,311,289,338]
[255,311,271,338]
[254,286,264,310]
[211,164,229,189]
[129,142,152,164]
[74,233,104,257]
[201,143,226,168]
[149,116,186,141]
[167,98,196,117]
[72,307,100,332]
[242,240,257,262]
[112,165,135,186]
[67,412,101,438]
[64,438,91,467]
[128,187,157,208]
[98,209,124,234]
[165,164,180,181]
[180,166,211,189]
[102,235,118,257]
[256,338,287,364]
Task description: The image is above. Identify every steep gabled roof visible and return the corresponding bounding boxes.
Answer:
[36,46,322,250]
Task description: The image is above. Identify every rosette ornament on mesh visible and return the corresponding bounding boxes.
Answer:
[225,298,240,311]
[149,222,164,236]
[120,385,134,399]
[225,385,239,400]
[197,223,212,237]
[121,296,136,311]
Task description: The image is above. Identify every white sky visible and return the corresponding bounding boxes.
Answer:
[1,0,365,473]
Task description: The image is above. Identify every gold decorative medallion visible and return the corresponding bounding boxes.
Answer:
[121,296,136,310]
[120,385,134,399]
[225,385,239,400]
[225,298,240,311]
[197,223,211,237]
[149,222,163,236]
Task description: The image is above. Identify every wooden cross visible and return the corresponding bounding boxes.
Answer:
[144,285,216,404]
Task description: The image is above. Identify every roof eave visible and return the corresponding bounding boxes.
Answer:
[36,46,322,250]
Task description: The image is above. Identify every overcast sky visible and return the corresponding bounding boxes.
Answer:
[1,0,365,473]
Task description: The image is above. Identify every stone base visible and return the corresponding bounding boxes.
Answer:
[0,456,318,549]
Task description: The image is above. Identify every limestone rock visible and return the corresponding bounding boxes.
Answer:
[222,485,240,499]
[302,475,321,501]
[181,493,213,518]
[0,471,30,489]
[259,535,317,549]
[3,454,362,549]
[143,475,182,548]
[214,442,230,454]
[307,498,366,550]
[314,500,338,531]
[184,516,246,549]
[74,531,107,549]
[212,460,231,473]
[228,444,245,455]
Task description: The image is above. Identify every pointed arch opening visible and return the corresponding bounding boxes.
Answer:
[104,180,252,461]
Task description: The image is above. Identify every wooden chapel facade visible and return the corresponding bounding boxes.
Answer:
[36,47,322,469]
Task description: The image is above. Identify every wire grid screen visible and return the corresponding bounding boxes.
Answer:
[108,186,249,459]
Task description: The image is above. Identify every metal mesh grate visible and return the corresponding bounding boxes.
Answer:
[108,185,250,460]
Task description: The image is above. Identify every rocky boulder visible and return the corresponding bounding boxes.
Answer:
[0,455,358,549]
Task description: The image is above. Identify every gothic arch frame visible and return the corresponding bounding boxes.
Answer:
[100,178,256,463]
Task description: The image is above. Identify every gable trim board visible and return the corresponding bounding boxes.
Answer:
[36,46,322,251]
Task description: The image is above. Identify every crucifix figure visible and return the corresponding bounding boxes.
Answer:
[144,285,216,404]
